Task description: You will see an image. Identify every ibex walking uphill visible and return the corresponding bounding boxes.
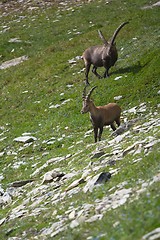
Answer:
[81,86,121,142]
[82,22,129,85]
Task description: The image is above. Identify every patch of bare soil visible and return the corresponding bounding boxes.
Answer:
[0,0,91,16]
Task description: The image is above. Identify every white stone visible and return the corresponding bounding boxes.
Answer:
[14,136,37,143]
[144,139,160,149]
[0,56,28,70]
[114,95,123,100]
[49,104,60,109]
[142,228,160,240]
[70,219,79,228]
[0,192,12,205]
[70,215,85,229]
[127,106,137,113]
[68,210,76,220]
[114,76,122,80]
[0,152,5,157]
[65,178,85,192]
[86,214,103,222]
[8,38,22,43]
[0,218,6,226]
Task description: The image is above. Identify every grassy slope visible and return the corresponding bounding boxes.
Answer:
[0,0,160,239]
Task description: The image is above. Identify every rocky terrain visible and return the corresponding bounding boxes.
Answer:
[0,102,160,239]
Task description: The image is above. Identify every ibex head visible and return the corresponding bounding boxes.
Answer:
[81,86,97,114]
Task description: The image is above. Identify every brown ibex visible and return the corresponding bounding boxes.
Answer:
[81,86,121,142]
[82,22,129,85]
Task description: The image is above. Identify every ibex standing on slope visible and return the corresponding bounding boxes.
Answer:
[82,22,129,85]
[81,86,121,142]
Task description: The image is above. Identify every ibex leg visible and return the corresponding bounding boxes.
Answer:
[85,63,91,85]
[111,123,116,131]
[98,127,103,141]
[115,117,121,127]
[94,127,98,142]
[92,66,102,79]
[103,68,109,78]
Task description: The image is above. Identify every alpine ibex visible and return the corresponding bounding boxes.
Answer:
[81,86,121,142]
[82,22,129,85]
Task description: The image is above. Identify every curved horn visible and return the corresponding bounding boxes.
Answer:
[98,30,108,45]
[110,21,129,45]
[82,86,87,100]
[86,86,97,100]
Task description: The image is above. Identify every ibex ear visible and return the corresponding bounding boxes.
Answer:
[98,30,108,45]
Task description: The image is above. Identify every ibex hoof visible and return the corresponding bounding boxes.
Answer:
[85,80,90,86]
[104,75,109,78]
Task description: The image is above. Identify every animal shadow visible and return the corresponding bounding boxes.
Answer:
[113,62,148,75]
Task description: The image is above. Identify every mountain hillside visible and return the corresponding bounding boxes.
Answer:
[0,0,160,239]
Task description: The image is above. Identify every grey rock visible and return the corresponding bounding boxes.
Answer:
[6,187,19,198]
[153,2,160,7]
[91,151,105,159]
[10,179,35,188]
[94,172,111,185]
[14,135,37,143]
[49,104,60,109]
[68,210,76,220]
[127,106,137,114]
[0,217,6,226]
[0,185,4,196]
[109,132,129,144]
[8,38,22,43]
[95,187,132,214]
[0,151,5,157]
[42,170,65,184]
[65,178,85,192]
[70,219,80,228]
[142,228,160,240]
[112,118,139,136]
[0,192,12,206]
[114,95,123,100]
[123,143,136,156]
[50,225,67,238]
[142,1,160,9]
[144,139,160,149]
[0,56,28,70]
[114,76,123,81]
[83,172,111,193]
[70,215,85,229]
[86,214,103,223]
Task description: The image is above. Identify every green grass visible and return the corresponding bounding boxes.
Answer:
[0,0,160,239]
